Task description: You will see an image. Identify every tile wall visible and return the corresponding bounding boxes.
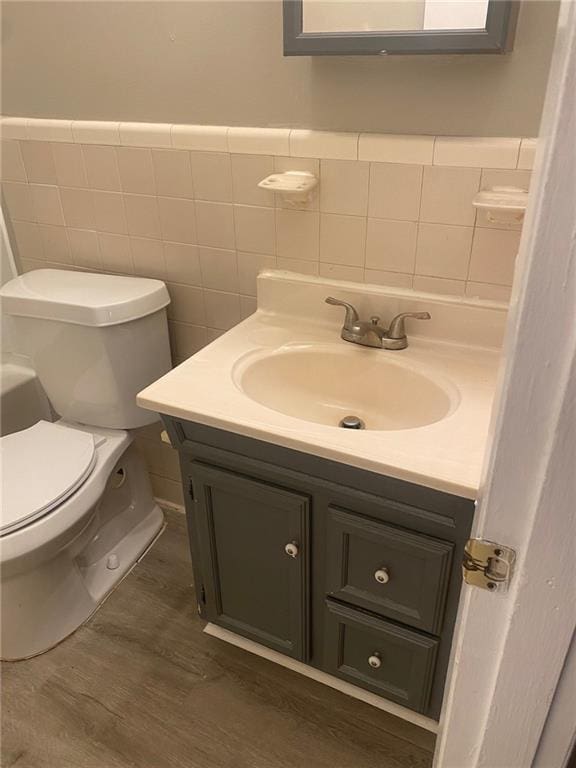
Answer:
[1,118,536,505]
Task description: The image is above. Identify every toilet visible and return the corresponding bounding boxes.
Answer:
[0,269,172,660]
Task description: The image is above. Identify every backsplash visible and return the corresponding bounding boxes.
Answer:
[1,118,535,505]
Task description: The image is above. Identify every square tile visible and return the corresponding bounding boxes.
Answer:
[203,290,241,330]
[52,143,87,188]
[364,269,413,289]
[231,154,274,207]
[124,195,161,239]
[228,127,290,156]
[117,147,156,194]
[171,125,228,152]
[167,283,206,325]
[20,141,57,184]
[320,160,369,216]
[234,205,275,255]
[168,321,207,359]
[2,182,34,221]
[60,187,95,229]
[164,242,201,285]
[190,152,232,202]
[92,191,127,234]
[465,281,512,302]
[359,134,434,165]
[199,247,238,292]
[319,214,365,266]
[30,185,64,226]
[276,209,319,261]
[434,137,520,169]
[68,228,101,269]
[319,264,364,283]
[413,275,465,296]
[98,233,133,274]
[240,295,257,320]
[38,224,72,264]
[368,163,423,221]
[365,219,417,273]
[290,130,358,160]
[415,223,473,280]
[152,150,194,199]
[158,197,196,244]
[130,236,166,279]
[276,258,319,276]
[1,140,27,182]
[12,221,43,261]
[420,166,481,226]
[195,201,235,249]
[237,251,276,296]
[469,228,521,285]
[205,328,225,343]
[82,145,121,191]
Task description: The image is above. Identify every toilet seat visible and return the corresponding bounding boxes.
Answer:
[0,421,97,536]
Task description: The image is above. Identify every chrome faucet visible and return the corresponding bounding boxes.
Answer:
[325,297,431,350]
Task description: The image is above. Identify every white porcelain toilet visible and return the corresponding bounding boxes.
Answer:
[0,269,172,660]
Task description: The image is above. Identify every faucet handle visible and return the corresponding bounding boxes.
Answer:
[388,311,431,339]
[325,297,360,329]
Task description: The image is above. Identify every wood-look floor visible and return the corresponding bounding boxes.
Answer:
[2,510,435,768]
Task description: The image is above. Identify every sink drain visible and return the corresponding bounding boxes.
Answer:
[339,415,365,430]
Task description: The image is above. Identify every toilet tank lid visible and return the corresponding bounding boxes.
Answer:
[0,269,170,327]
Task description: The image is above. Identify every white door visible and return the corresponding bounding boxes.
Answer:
[435,2,576,765]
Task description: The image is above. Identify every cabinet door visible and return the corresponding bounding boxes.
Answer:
[190,462,310,660]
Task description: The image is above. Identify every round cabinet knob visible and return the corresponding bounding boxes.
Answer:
[374,568,390,584]
[368,654,382,669]
[285,542,299,558]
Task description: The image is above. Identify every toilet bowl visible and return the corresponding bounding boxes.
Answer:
[0,270,172,660]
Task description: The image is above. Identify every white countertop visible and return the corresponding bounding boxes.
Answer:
[138,271,506,500]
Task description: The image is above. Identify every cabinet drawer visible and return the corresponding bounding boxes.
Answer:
[324,601,438,714]
[326,506,453,634]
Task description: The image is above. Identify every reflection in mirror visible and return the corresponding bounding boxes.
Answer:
[303,0,490,34]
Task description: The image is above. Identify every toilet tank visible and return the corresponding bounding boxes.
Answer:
[0,270,172,429]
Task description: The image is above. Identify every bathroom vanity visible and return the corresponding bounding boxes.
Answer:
[138,270,506,725]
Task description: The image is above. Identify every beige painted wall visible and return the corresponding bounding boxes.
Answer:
[1,1,558,136]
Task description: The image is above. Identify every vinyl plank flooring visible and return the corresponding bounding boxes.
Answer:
[1,510,435,768]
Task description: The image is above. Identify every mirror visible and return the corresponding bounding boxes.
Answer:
[284,0,517,55]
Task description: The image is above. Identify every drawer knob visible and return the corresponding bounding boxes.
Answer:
[374,568,390,584]
[368,653,382,669]
[285,542,299,558]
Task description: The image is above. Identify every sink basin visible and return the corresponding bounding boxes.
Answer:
[234,345,457,431]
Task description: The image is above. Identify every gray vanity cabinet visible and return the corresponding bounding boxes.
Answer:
[190,463,310,660]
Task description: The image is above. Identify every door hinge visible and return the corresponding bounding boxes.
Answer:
[463,538,516,593]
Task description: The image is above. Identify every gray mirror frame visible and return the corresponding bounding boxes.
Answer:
[283,0,518,55]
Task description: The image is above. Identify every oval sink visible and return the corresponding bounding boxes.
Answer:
[235,346,458,431]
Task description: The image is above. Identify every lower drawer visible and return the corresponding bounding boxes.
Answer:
[323,601,439,714]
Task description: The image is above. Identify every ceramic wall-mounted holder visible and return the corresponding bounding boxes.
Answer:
[473,186,529,225]
[258,171,318,208]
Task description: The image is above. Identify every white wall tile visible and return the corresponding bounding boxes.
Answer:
[1,117,29,140]
[1,140,27,181]
[12,221,43,261]
[276,257,319,276]
[276,209,319,261]
[368,163,422,221]
[413,275,465,296]
[290,130,358,161]
[117,147,156,195]
[234,205,276,255]
[60,187,95,229]
[120,122,172,148]
[38,224,71,264]
[320,159,369,216]
[203,289,241,330]
[517,138,537,170]
[152,150,194,199]
[434,137,520,169]
[26,119,74,143]
[469,228,521,285]
[68,228,101,269]
[158,197,196,244]
[237,251,276,296]
[52,143,87,188]
[205,327,225,343]
[124,194,161,239]
[319,263,364,283]
[82,145,122,191]
[30,185,64,226]
[164,242,201,286]
[231,154,274,207]
[20,141,57,184]
[420,166,480,226]
[239,295,257,320]
[359,134,434,165]
[167,283,206,325]
[92,191,127,235]
[2,182,35,221]
[364,269,413,289]
[228,127,290,156]
[195,201,236,249]
[199,246,238,292]
[365,219,417,273]
[319,213,366,266]
[168,321,207,359]
[171,124,229,152]
[72,121,121,146]
[415,223,473,280]
[190,152,232,202]
[130,236,166,280]
[98,232,133,274]
[465,281,512,302]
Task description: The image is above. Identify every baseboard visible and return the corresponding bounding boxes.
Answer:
[203,622,438,733]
